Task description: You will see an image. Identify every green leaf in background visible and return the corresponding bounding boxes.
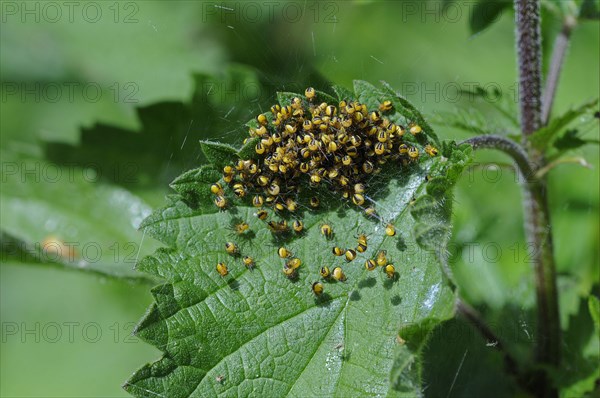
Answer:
[552,128,598,151]
[124,83,471,396]
[553,296,600,396]
[431,108,499,136]
[459,86,519,127]
[43,66,267,188]
[580,0,600,19]
[0,151,160,280]
[589,295,600,330]
[529,98,599,151]
[431,85,519,138]
[469,0,512,35]
[0,3,225,149]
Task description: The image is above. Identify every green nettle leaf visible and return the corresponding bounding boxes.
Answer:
[379,81,439,144]
[276,92,301,107]
[389,319,439,394]
[332,85,355,102]
[529,98,599,151]
[124,82,471,397]
[431,108,493,136]
[169,165,222,205]
[552,129,589,151]
[198,141,238,169]
[430,85,519,137]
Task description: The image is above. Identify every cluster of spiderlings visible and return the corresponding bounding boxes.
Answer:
[314,232,398,295]
[216,87,438,214]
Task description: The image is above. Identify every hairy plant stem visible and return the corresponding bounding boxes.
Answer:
[460,135,534,180]
[515,1,561,385]
[515,0,543,138]
[460,134,559,397]
[541,15,577,126]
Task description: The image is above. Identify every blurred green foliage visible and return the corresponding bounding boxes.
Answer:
[1,1,598,396]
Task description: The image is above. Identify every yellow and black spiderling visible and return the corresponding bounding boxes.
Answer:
[356,243,367,253]
[352,193,365,206]
[210,182,224,195]
[385,224,396,237]
[233,183,247,198]
[384,264,396,279]
[365,259,377,271]
[292,220,304,233]
[233,221,250,235]
[320,266,331,278]
[225,242,239,255]
[214,195,227,209]
[267,182,280,196]
[286,198,298,212]
[332,267,346,282]
[409,123,422,135]
[312,282,324,296]
[243,256,255,269]
[216,262,229,277]
[256,209,268,220]
[407,146,419,159]
[398,144,408,156]
[257,113,268,126]
[379,100,393,112]
[253,195,264,207]
[425,144,439,157]
[332,246,344,256]
[320,224,333,239]
[255,142,266,155]
[365,207,377,217]
[345,249,357,262]
[357,234,368,247]
[376,250,388,267]
[278,247,291,258]
[283,266,296,279]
